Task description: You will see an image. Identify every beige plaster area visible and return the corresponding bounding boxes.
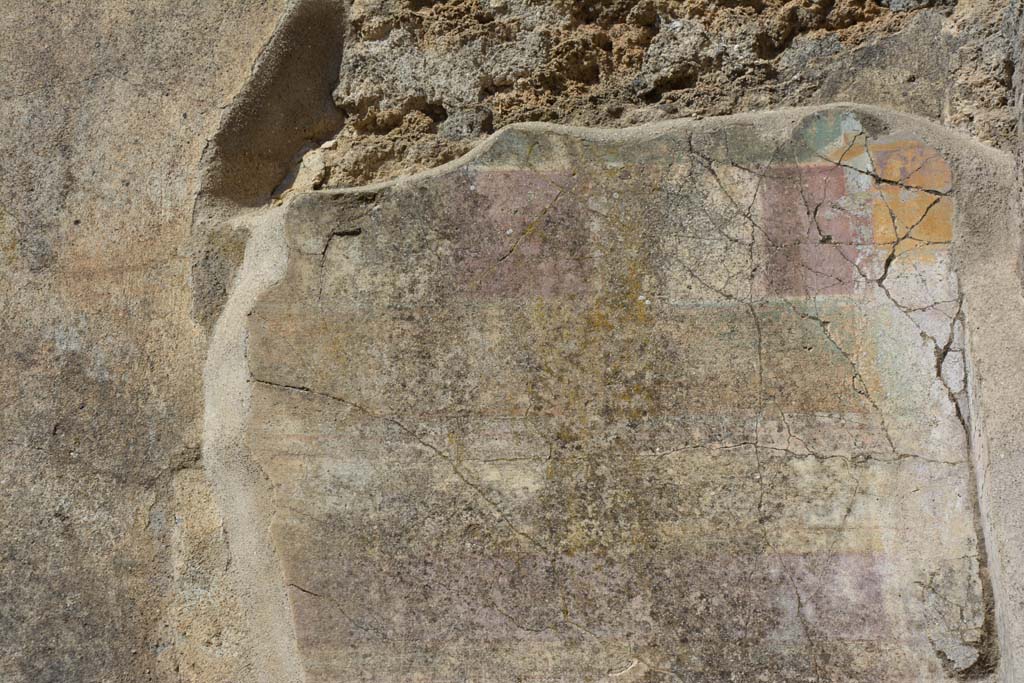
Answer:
[202,106,1023,681]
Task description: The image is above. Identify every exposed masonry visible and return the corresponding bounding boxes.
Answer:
[280,0,1014,193]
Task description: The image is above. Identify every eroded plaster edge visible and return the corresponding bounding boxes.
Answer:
[957,166,1024,683]
[202,205,304,682]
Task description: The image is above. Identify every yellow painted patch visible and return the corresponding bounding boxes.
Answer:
[868,139,952,193]
[868,140,954,259]
[872,188,953,256]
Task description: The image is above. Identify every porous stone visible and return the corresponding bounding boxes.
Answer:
[288,0,1015,190]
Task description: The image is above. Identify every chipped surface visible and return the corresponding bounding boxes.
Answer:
[288,0,1015,190]
[244,109,994,680]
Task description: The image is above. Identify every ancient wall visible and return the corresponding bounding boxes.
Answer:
[3,1,1024,682]
[239,107,1010,681]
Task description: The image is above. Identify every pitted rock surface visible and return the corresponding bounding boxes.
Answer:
[247,109,989,681]
[287,0,1014,191]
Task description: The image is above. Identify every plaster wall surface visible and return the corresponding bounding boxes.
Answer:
[0,2,288,680]
[211,105,1018,681]
[3,1,1024,681]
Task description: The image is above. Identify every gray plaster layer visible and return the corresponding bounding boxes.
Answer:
[956,148,1024,683]
[0,1,288,680]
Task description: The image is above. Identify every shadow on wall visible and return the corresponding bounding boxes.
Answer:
[198,0,346,209]
[188,3,348,681]
[191,0,346,332]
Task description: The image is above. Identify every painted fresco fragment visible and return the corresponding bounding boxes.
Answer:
[246,111,989,681]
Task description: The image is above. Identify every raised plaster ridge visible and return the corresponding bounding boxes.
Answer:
[202,205,303,682]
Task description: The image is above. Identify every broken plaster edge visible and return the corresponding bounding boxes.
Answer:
[293,103,1012,200]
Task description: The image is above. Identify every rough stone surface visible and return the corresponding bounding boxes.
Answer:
[979,2,1024,680]
[223,107,1007,681]
[287,0,1015,190]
